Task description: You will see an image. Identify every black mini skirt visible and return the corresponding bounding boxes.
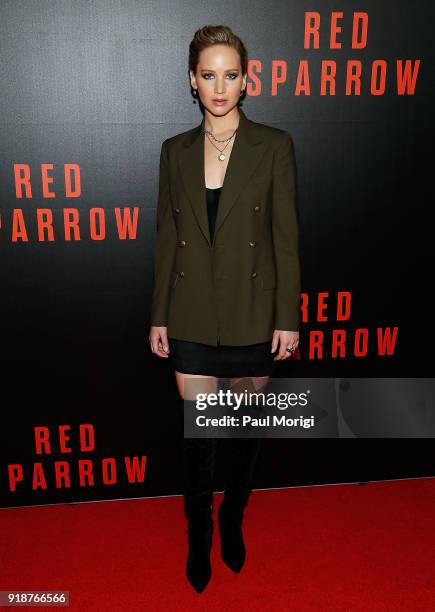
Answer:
[168,337,276,377]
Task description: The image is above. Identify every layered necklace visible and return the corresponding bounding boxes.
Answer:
[205,125,238,161]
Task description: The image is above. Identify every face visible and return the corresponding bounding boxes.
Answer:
[190,44,247,115]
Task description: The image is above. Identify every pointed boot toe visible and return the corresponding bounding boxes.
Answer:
[218,501,246,573]
[186,516,213,593]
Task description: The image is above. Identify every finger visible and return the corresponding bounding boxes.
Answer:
[271,332,279,354]
[274,346,286,361]
[150,334,169,358]
[157,337,170,356]
[159,335,170,354]
[285,345,297,359]
[272,334,282,359]
[155,344,169,358]
[278,345,292,360]
[149,335,157,354]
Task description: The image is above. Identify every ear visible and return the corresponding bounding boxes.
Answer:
[189,70,197,90]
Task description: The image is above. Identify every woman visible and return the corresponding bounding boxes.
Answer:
[149,25,300,593]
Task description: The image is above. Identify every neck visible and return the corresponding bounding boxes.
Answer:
[203,107,240,137]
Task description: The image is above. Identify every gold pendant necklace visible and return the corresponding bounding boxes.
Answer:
[205,129,238,161]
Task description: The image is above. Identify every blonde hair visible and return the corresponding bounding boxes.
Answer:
[189,25,248,76]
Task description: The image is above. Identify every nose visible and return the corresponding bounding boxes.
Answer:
[215,78,225,94]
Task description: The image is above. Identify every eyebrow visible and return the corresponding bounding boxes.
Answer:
[200,68,239,72]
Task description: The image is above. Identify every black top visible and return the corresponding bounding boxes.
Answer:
[206,186,222,244]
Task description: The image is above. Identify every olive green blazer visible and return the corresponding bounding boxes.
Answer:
[150,107,301,346]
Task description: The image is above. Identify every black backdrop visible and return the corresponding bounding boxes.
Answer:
[0,1,434,508]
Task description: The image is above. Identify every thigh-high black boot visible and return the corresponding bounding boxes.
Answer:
[182,399,218,593]
[218,435,263,573]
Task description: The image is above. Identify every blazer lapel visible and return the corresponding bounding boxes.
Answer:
[178,107,267,247]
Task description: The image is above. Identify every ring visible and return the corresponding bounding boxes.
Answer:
[286,347,294,353]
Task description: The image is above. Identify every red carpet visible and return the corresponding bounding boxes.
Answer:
[1,478,434,611]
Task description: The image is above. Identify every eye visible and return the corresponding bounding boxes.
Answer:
[201,73,239,80]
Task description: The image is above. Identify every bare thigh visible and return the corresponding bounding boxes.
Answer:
[174,370,219,400]
[175,371,270,400]
[229,375,270,395]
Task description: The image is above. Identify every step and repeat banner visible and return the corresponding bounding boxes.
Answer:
[0,1,433,508]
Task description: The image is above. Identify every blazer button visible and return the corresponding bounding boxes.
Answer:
[251,271,257,278]
[179,271,185,277]
[175,207,181,214]
[179,240,186,247]
[254,205,261,212]
[249,241,256,247]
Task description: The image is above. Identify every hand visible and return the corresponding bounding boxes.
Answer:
[149,326,170,358]
[271,330,299,361]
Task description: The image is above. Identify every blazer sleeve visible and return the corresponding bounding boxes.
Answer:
[150,139,177,327]
[272,131,301,331]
